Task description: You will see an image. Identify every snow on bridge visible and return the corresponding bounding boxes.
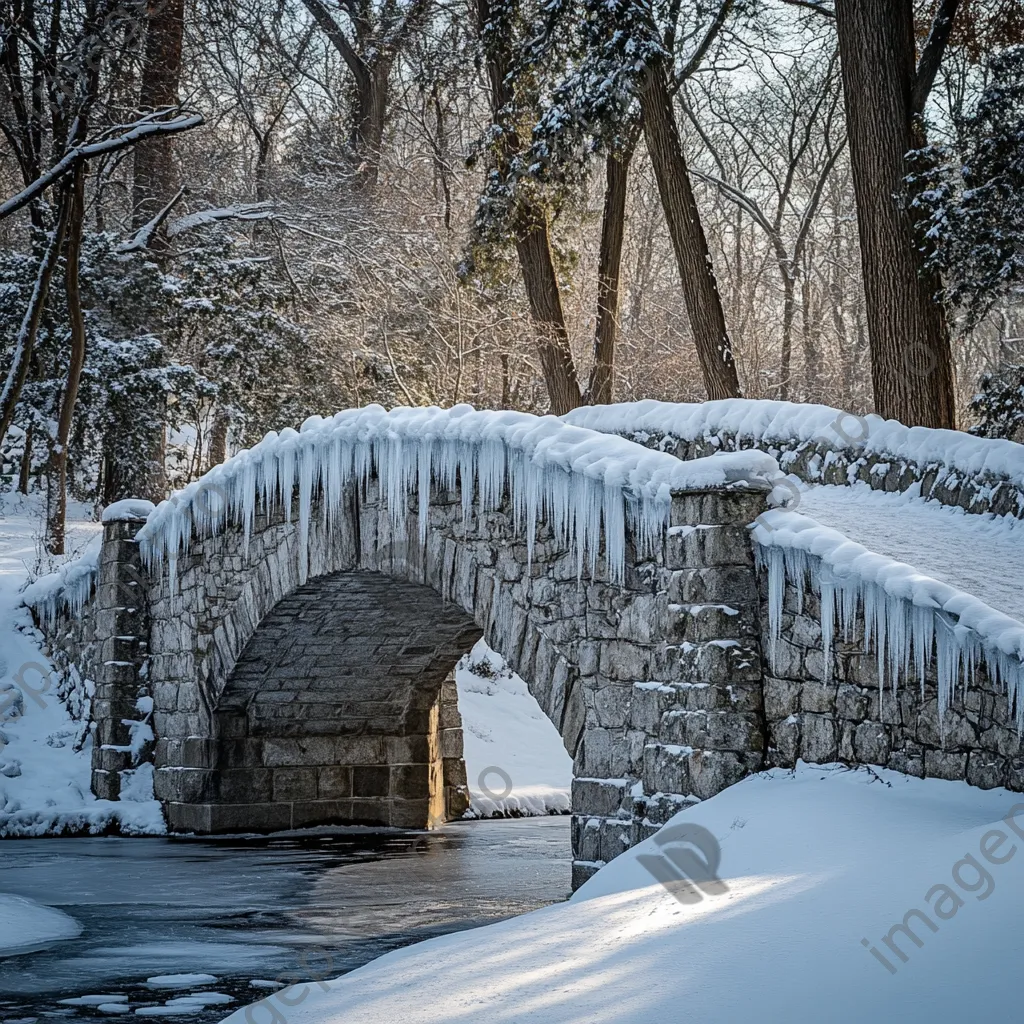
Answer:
[25,399,1024,880]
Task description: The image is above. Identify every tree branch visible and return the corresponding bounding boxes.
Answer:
[913,0,961,114]
[0,112,204,220]
[676,0,735,85]
[779,0,835,18]
[300,0,371,91]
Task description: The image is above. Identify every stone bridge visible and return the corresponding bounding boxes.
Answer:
[33,403,1024,886]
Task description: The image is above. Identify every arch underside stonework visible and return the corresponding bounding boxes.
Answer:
[193,571,481,832]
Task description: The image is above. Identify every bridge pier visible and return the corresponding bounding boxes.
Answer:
[90,509,153,800]
[569,487,769,887]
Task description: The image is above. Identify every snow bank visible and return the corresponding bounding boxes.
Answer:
[137,404,780,592]
[565,398,1024,491]
[456,640,572,817]
[0,893,82,956]
[20,532,102,628]
[754,508,1024,730]
[101,498,156,523]
[0,493,164,837]
[221,765,1024,1024]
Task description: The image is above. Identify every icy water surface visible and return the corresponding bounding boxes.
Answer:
[0,817,570,1023]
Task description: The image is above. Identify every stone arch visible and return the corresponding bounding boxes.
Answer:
[150,482,591,834]
[93,475,772,886]
[209,571,482,832]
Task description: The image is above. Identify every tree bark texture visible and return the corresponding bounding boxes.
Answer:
[834,0,956,428]
[639,64,740,401]
[513,221,583,415]
[132,0,186,232]
[588,151,630,405]
[46,166,88,555]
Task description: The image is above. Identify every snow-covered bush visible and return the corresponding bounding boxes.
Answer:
[909,45,1024,326]
[970,363,1024,441]
[0,228,331,500]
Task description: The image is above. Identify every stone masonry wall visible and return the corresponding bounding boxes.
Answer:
[31,514,154,802]
[139,479,772,884]
[761,575,1024,790]
[630,431,1024,519]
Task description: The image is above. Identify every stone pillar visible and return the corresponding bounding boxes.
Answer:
[570,484,770,890]
[91,508,153,801]
[439,669,470,820]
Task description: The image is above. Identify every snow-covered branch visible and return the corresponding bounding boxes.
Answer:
[0,113,204,221]
[166,202,275,238]
[116,186,187,253]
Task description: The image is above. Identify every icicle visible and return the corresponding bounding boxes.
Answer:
[819,562,835,681]
[418,437,432,545]
[297,439,314,585]
[757,531,1024,737]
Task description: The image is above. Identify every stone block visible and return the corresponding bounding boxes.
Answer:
[291,800,354,828]
[388,798,432,828]
[924,749,968,781]
[770,716,800,767]
[688,749,749,800]
[966,753,1007,791]
[352,765,391,798]
[853,722,890,765]
[572,777,628,818]
[764,677,801,720]
[642,743,692,796]
[886,750,925,779]
[318,765,352,800]
[594,683,632,728]
[800,714,838,764]
[391,763,430,799]
[800,680,839,715]
[599,641,654,682]
[572,860,602,890]
[836,684,869,722]
[272,767,317,802]
[599,819,633,862]
[218,768,272,803]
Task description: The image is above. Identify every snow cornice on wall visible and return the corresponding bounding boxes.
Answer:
[134,404,782,594]
[754,508,1024,732]
[564,399,1024,518]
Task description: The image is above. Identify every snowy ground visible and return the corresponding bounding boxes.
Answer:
[0,492,164,837]
[455,640,572,817]
[222,764,1024,1024]
[0,892,82,957]
[798,482,1024,623]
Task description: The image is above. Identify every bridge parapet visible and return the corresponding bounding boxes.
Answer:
[566,399,1024,518]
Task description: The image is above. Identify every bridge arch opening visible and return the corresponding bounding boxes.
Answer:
[200,570,487,833]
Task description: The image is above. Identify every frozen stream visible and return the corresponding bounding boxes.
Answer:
[0,818,570,1022]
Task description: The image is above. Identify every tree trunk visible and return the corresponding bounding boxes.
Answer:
[639,64,740,401]
[588,151,630,405]
[0,189,74,452]
[780,268,796,401]
[18,423,32,494]
[351,63,390,190]
[834,0,956,428]
[46,167,88,555]
[513,221,583,415]
[475,0,582,414]
[207,407,230,471]
[132,0,185,234]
